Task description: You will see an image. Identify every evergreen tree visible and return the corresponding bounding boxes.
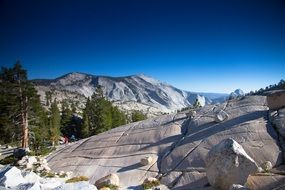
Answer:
[0,62,39,148]
[81,85,127,137]
[112,106,127,127]
[60,100,72,136]
[29,96,49,154]
[49,100,61,146]
[81,98,91,138]
[131,110,147,122]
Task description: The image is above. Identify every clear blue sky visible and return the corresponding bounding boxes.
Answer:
[0,0,284,93]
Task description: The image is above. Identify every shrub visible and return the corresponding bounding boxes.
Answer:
[66,176,89,183]
[59,173,67,178]
[142,179,160,189]
[0,155,17,165]
[40,171,56,178]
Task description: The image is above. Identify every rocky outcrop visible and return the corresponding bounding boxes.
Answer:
[229,89,245,100]
[267,90,285,110]
[47,95,283,189]
[205,138,258,190]
[0,166,26,188]
[0,166,97,190]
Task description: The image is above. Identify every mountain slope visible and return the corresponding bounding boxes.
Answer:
[32,72,228,115]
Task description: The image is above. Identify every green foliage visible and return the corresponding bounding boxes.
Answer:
[49,100,61,146]
[40,171,56,178]
[0,62,43,148]
[66,176,89,183]
[81,86,127,137]
[59,173,67,178]
[142,179,160,189]
[29,95,50,155]
[131,110,147,122]
[0,155,17,165]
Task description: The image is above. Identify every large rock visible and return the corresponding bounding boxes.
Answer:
[267,90,285,110]
[205,138,258,190]
[95,173,119,189]
[214,110,229,122]
[47,96,283,189]
[247,173,285,190]
[13,148,27,159]
[0,166,26,188]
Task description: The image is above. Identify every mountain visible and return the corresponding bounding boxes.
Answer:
[229,89,245,99]
[32,72,228,116]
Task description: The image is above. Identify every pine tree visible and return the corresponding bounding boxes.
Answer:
[0,62,39,148]
[112,106,126,127]
[29,95,49,154]
[131,110,147,122]
[49,100,61,146]
[81,85,127,137]
[60,100,72,136]
[81,98,91,138]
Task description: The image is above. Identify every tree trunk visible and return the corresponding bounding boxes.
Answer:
[21,98,29,148]
[19,80,29,149]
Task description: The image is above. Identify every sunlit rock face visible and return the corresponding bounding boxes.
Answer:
[47,95,283,189]
[32,72,228,116]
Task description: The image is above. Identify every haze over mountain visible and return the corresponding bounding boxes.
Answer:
[32,72,228,115]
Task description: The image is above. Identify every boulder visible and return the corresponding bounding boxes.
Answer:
[17,182,41,190]
[214,110,229,122]
[23,171,41,184]
[140,156,153,166]
[28,156,38,165]
[267,90,285,110]
[229,184,250,190]
[95,173,119,189]
[0,166,27,188]
[13,148,27,159]
[205,138,258,190]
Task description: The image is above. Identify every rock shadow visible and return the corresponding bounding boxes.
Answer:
[117,163,142,173]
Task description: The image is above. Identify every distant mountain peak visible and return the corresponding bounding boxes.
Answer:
[229,89,245,99]
[33,72,229,116]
